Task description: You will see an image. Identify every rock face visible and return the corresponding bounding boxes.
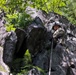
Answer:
[0,11,11,75]
[15,28,27,58]
[3,31,17,67]
[1,8,76,75]
[25,12,76,75]
[0,10,17,75]
[9,11,76,75]
[26,17,47,57]
[0,47,10,75]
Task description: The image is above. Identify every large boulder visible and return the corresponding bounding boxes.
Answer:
[3,31,17,67]
[26,17,47,57]
[0,11,11,74]
[0,47,10,75]
[15,28,27,58]
[27,12,76,75]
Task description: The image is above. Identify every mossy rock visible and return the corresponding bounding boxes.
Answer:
[0,64,6,72]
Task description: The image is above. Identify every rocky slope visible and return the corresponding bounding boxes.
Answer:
[0,8,76,75]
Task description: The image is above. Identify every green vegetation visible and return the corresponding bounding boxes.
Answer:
[23,49,32,64]
[11,49,32,74]
[12,50,46,74]
[6,24,16,31]
[0,65,7,72]
[62,0,76,25]
[0,0,76,29]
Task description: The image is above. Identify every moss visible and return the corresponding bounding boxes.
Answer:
[12,49,32,74]
[23,49,32,65]
[0,65,6,72]
[12,49,45,75]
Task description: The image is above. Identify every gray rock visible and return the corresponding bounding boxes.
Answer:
[0,11,11,74]
[27,13,76,75]
[27,68,41,75]
[15,28,27,58]
[0,71,9,75]
[26,17,47,57]
[0,47,10,73]
[3,31,17,67]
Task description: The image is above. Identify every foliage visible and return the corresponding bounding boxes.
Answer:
[0,0,32,28]
[61,0,76,25]
[30,0,66,14]
[13,49,46,75]
[23,49,32,65]
[6,12,32,28]
[6,24,16,31]
[0,65,6,72]
[15,13,32,28]
[12,49,32,74]
[1,0,76,27]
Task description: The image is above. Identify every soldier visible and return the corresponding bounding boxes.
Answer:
[48,17,76,75]
[52,21,65,45]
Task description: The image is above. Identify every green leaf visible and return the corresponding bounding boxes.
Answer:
[59,2,66,7]
[6,24,16,32]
